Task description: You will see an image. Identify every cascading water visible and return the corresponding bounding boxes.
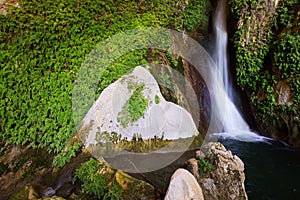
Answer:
[205,2,300,199]
[211,0,266,141]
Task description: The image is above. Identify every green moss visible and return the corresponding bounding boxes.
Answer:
[230,0,299,125]
[116,133,170,153]
[198,157,212,175]
[155,95,160,104]
[0,0,185,164]
[273,34,300,79]
[183,0,209,32]
[52,141,80,167]
[117,84,148,128]
[73,158,122,199]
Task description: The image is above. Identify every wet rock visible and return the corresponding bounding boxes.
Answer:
[95,158,157,199]
[165,168,204,200]
[115,171,157,200]
[8,186,39,200]
[170,29,213,136]
[68,157,157,200]
[55,183,75,198]
[198,142,248,200]
[0,146,53,200]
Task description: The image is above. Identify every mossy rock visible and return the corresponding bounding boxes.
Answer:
[115,171,157,200]
[8,186,39,200]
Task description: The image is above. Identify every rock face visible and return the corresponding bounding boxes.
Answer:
[79,66,198,146]
[95,158,157,200]
[0,146,53,200]
[185,158,200,181]
[165,168,204,200]
[8,186,39,200]
[186,142,248,200]
[228,0,300,147]
[78,66,200,173]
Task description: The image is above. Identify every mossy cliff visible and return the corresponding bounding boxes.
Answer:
[228,0,299,146]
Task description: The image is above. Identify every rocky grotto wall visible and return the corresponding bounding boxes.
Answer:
[228,0,299,146]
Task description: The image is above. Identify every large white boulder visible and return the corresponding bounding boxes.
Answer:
[79,66,198,147]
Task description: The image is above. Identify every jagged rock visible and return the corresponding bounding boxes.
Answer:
[201,178,217,199]
[165,168,204,200]
[197,142,248,200]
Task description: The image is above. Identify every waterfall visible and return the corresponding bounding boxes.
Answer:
[211,0,266,141]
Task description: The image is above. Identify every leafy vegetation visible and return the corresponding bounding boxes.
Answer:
[117,84,148,128]
[100,132,202,153]
[117,133,171,153]
[73,158,122,200]
[229,0,299,128]
[183,0,209,32]
[0,0,186,163]
[273,34,299,79]
[198,157,212,175]
[52,141,80,167]
[155,95,160,104]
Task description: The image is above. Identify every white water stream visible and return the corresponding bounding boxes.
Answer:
[211,0,267,142]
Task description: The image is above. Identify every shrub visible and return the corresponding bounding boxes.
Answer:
[198,157,212,175]
[73,158,122,199]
